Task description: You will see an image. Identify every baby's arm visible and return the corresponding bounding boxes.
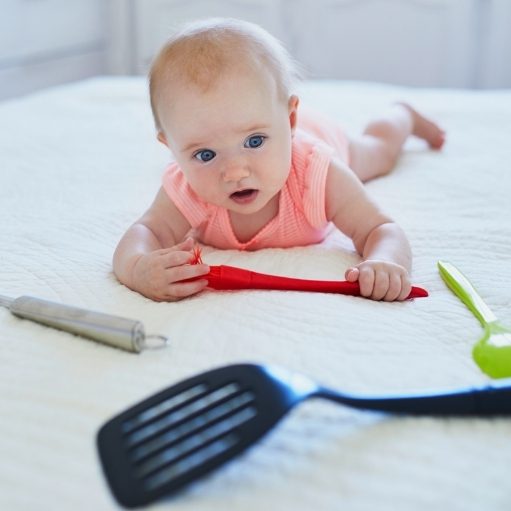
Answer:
[325,158,412,301]
[113,187,210,301]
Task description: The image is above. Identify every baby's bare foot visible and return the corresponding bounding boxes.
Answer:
[398,102,446,149]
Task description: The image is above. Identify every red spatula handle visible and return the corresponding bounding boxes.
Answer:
[206,265,428,299]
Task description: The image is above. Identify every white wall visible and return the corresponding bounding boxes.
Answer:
[476,0,511,88]
[0,0,108,100]
[108,0,511,89]
[1,0,511,101]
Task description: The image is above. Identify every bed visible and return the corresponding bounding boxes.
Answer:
[1,77,510,510]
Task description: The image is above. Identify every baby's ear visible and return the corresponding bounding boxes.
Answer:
[288,95,299,135]
[157,131,168,146]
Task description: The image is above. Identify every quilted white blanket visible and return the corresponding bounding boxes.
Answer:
[1,78,510,511]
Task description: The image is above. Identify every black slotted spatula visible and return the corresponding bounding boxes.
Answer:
[97,363,511,508]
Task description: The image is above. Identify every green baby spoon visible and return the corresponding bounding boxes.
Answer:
[438,261,511,378]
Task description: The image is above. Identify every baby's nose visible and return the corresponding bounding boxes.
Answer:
[222,161,250,182]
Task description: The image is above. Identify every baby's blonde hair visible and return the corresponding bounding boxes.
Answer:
[149,18,301,131]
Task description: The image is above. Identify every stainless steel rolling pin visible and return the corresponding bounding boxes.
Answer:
[0,294,167,353]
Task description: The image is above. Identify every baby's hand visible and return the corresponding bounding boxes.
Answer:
[130,238,210,301]
[345,260,411,301]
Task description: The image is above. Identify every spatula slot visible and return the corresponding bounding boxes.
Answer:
[130,390,256,463]
[125,382,242,446]
[122,383,208,434]
[137,405,257,482]
[143,433,240,491]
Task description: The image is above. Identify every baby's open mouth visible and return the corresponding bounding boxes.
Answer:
[230,189,258,204]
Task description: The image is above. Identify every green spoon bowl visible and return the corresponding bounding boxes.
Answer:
[438,261,511,379]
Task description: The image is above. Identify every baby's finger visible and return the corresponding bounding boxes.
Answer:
[167,278,209,299]
[371,271,390,301]
[169,262,210,283]
[162,249,198,269]
[397,275,412,301]
[174,237,195,250]
[153,239,194,257]
[345,267,359,282]
[358,266,375,297]
[383,273,402,302]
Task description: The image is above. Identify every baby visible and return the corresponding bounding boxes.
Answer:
[113,18,445,302]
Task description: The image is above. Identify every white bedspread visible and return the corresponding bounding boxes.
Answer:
[1,78,510,511]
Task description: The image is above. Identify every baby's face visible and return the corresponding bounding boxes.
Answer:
[158,67,297,217]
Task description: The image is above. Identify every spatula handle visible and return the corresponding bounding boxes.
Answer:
[316,382,511,415]
[208,266,428,298]
[437,261,497,326]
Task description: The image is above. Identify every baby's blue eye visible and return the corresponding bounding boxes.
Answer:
[245,135,265,149]
[194,149,216,162]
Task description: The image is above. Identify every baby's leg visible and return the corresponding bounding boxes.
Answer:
[348,103,445,182]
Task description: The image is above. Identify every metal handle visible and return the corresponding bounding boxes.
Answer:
[8,296,154,353]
